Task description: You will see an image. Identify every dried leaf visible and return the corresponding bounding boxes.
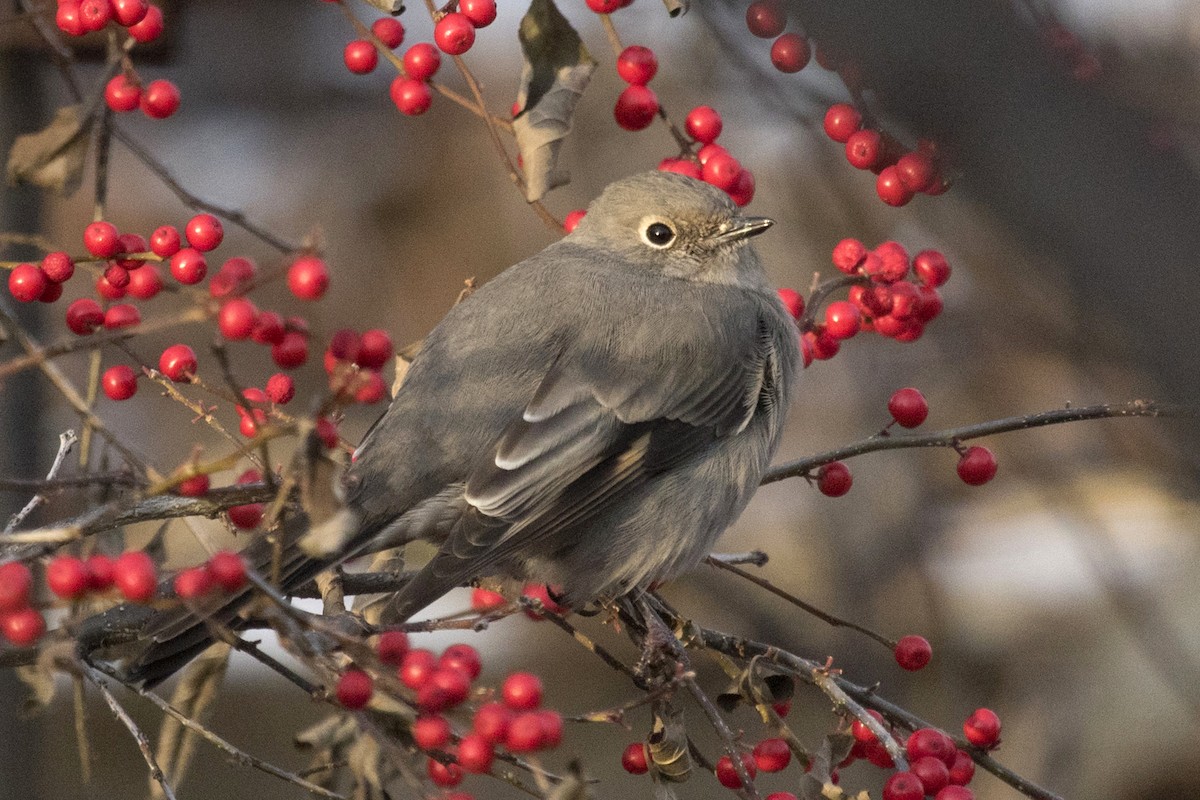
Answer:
[513,0,596,201]
[158,643,231,788]
[648,699,691,784]
[547,761,593,800]
[6,105,90,195]
[363,0,404,12]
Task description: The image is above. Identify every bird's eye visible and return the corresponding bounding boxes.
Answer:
[642,221,676,248]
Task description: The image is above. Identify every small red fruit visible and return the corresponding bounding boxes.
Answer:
[963,708,1001,749]
[140,79,181,119]
[371,16,404,48]
[271,331,309,369]
[412,715,451,749]
[912,756,951,795]
[8,264,47,303]
[149,225,181,258]
[907,728,957,766]
[440,643,482,681]
[265,373,295,405]
[823,103,862,143]
[112,0,148,26]
[47,556,90,599]
[622,742,649,774]
[824,300,861,339]
[616,45,657,86]
[336,669,373,709]
[894,633,933,670]
[218,298,259,340]
[614,85,658,131]
[399,648,438,689]
[471,587,507,612]
[159,344,197,382]
[427,757,463,787]
[563,209,586,233]
[877,165,916,207]
[85,555,115,590]
[127,263,163,299]
[777,288,804,320]
[957,446,998,486]
[685,105,722,143]
[102,365,138,400]
[745,0,786,38]
[173,565,215,599]
[113,551,157,602]
[0,562,33,611]
[456,733,494,773]
[41,251,74,283]
[948,750,975,785]
[701,151,742,192]
[770,33,810,73]
[913,250,951,287]
[816,461,852,497]
[888,388,929,429]
[126,3,162,42]
[504,711,547,752]
[402,42,441,81]
[501,671,542,710]
[936,787,975,800]
[845,129,883,170]
[169,248,207,284]
[184,213,223,252]
[2,608,45,646]
[896,151,936,193]
[207,551,246,591]
[883,771,925,800]
[105,74,141,112]
[460,0,497,27]
[472,701,513,744]
[715,753,757,789]
[752,738,791,772]
[376,630,410,665]
[434,13,475,55]
[227,502,263,530]
[343,40,378,74]
[287,255,329,300]
[84,220,122,258]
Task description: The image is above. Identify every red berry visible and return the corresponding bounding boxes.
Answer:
[126,263,163,299]
[103,265,130,291]
[614,85,658,131]
[460,0,497,27]
[227,502,263,530]
[217,298,258,340]
[877,165,916,207]
[173,565,215,599]
[537,710,563,748]
[287,255,328,300]
[872,241,911,283]
[936,787,975,800]
[0,562,33,611]
[616,45,657,86]
[888,388,929,429]
[402,43,441,81]
[471,587,507,612]
[956,446,997,486]
[40,251,74,284]
[907,728,957,766]
[105,74,141,112]
[913,250,951,287]
[685,105,722,143]
[113,551,157,602]
[585,0,622,11]
[622,742,649,774]
[817,461,852,497]
[185,213,223,252]
[715,753,757,789]
[883,771,925,800]
[1,608,45,646]
[127,2,162,41]
[440,643,482,680]
[948,750,975,785]
[264,373,295,405]
[172,473,208,498]
[140,79,181,119]
[56,2,86,36]
[84,221,122,258]
[456,733,494,773]
[427,757,463,787]
[773,699,791,717]
[159,343,197,382]
[79,0,112,31]
[963,708,1001,749]
[315,417,339,450]
[413,715,451,749]
[8,264,47,303]
[729,168,756,207]
[776,288,804,319]
[832,237,867,273]
[473,701,513,744]
[355,329,393,370]
[824,300,861,339]
[371,16,405,48]
[85,554,115,590]
[399,648,438,689]
[845,129,883,170]
[169,247,207,284]
[102,365,138,400]
[376,630,410,665]
[851,709,886,743]
[37,280,62,304]
[770,33,810,73]
[894,633,933,671]
[657,158,702,180]
[208,551,246,594]
[752,738,791,772]
[504,711,546,752]
[501,671,542,710]
[336,669,374,709]
[149,225,181,258]
[434,13,475,56]
[521,582,567,618]
[116,233,148,269]
[112,0,148,26]
[702,151,742,192]
[896,152,936,193]
[47,556,90,599]
[912,755,950,795]
[252,311,286,345]
[271,331,309,369]
[697,142,728,165]
[344,40,378,74]
[745,0,785,37]
[823,103,862,143]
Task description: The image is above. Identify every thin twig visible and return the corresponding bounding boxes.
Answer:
[762,400,1195,485]
[85,667,180,800]
[5,430,77,533]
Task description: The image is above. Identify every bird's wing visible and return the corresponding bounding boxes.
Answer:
[384,307,784,619]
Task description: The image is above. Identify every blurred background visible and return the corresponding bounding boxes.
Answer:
[1,0,1198,798]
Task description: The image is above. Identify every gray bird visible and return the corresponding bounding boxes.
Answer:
[113,171,798,682]
[307,169,799,620]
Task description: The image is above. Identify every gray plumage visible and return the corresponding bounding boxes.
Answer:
[327,170,799,620]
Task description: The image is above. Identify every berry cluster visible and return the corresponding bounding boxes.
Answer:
[657,106,755,206]
[851,714,1002,800]
[613,45,660,132]
[745,0,812,74]
[333,633,564,795]
[0,549,248,648]
[823,104,949,206]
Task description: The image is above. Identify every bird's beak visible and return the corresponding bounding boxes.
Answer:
[716,216,774,243]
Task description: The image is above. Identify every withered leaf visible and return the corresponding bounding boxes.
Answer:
[513,0,596,202]
[6,105,90,195]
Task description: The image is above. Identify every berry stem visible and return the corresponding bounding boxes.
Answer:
[762,400,1192,486]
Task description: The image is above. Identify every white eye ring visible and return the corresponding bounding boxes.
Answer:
[639,218,677,249]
